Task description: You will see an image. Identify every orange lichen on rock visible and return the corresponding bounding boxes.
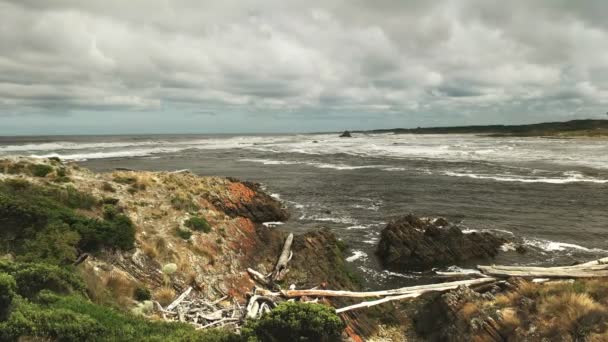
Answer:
[228,182,257,202]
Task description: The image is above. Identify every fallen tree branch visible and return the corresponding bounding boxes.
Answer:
[336,293,419,313]
[247,268,270,287]
[256,277,497,298]
[270,233,294,282]
[477,263,608,278]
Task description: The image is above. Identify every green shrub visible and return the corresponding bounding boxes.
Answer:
[53,176,72,183]
[6,162,26,174]
[113,176,137,184]
[29,164,54,177]
[49,156,62,163]
[102,197,120,205]
[170,195,199,211]
[0,180,134,264]
[175,229,192,240]
[0,273,16,320]
[21,221,80,265]
[101,182,116,192]
[9,263,85,299]
[134,287,151,301]
[242,302,345,342]
[185,216,211,233]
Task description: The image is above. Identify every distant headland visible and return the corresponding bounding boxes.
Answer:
[356,119,608,138]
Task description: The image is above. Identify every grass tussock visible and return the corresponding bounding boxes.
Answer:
[105,272,136,305]
[486,279,608,340]
[153,287,176,307]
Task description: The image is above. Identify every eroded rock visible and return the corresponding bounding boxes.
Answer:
[376,214,506,271]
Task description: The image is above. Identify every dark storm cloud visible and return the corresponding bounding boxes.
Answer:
[0,0,607,133]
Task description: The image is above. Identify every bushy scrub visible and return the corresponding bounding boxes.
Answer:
[0,180,135,265]
[175,228,192,240]
[242,302,345,342]
[29,164,54,177]
[170,195,199,211]
[185,216,211,233]
[0,261,85,299]
[0,273,16,320]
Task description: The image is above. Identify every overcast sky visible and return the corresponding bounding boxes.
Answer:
[1,0,607,135]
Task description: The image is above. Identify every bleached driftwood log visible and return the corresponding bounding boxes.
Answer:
[247,268,270,287]
[478,257,608,278]
[270,233,293,282]
[166,286,193,311]
[336,293,419,313]
[256,277,497,299]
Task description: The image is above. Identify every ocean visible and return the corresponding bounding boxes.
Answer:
[1,133,607,289]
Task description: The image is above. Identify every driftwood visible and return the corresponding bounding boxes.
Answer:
[166,286,192,311]
[478,257,608,278]
[256,277,497,299]
[155,289,244,331]
[270,233,293,282]
[247,268,270,287]
[336,293,418,313]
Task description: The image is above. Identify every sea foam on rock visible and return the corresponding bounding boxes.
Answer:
[376,214,506,271]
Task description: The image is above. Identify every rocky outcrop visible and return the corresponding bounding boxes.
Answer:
[209,178,289,223]
[376,214,505,271]
[339,130,352,137]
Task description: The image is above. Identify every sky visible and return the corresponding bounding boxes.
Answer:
[1,0,607,135]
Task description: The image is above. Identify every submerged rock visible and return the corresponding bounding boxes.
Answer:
[376,214,506,271]
[339,130,352,137]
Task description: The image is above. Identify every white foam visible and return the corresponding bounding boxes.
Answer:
[240,158,299,165]
[346,250,368,262]
[346,225,368,230]
[298,214,358,225]
[523,238,608,253]
[443,171,608,184]
[461,228,478,234]
[262,222,284,228]
[500,242,517,252]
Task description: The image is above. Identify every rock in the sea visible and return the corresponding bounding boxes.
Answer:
[339,130,352,137]
[376,214,505,271]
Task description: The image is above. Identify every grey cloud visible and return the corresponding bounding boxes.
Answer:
[0,0,607,133]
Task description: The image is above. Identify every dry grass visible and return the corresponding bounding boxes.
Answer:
[153,287,176,306]
[78,264,110,304]
[538,292,605,336]
[500,308,521,330]
[459,302,480,320]
[105,271,136,305]
[141,241,159,258]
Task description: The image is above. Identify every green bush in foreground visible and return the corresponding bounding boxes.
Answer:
[242,302,345,342]
[185,216,212,233]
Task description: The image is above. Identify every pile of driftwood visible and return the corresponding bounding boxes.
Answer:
[154,287,244,331]
[156,232,608,331]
